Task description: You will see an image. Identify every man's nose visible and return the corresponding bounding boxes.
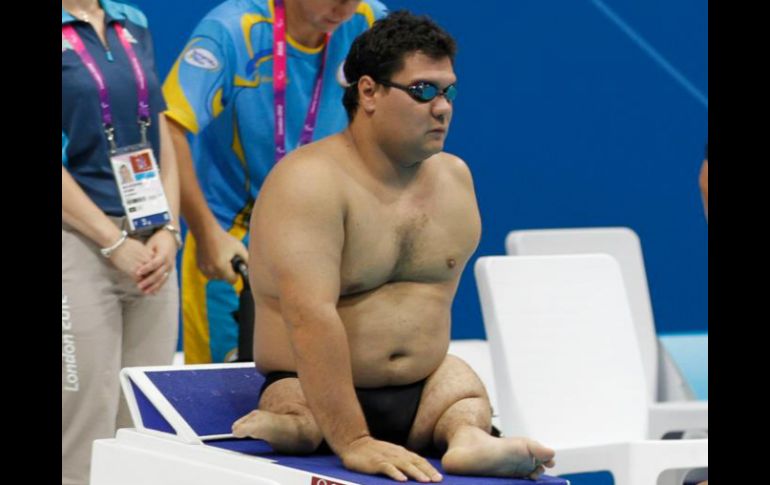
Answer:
[431,94,453,119]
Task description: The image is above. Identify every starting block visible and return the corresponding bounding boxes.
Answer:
[90,363,569,485]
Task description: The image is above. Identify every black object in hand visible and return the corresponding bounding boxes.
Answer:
[231,256,254,362]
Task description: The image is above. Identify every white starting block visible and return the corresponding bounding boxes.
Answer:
[90,363,569,485]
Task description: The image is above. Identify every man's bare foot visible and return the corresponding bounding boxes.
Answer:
[232,410,321,453]
[441,426,555,480]
[232,409,270,438]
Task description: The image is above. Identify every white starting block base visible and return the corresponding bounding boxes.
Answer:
[91,428,356,485]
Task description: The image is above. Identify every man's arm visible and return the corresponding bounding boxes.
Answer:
[253,157,442,483]
[254,157,367,447]
[166,116,247,283]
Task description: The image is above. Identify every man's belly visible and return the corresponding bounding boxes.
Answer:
[254,281,453,387]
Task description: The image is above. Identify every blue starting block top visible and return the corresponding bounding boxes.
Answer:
[120,363,568,485]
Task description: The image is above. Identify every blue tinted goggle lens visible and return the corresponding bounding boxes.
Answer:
[409,82,457,103]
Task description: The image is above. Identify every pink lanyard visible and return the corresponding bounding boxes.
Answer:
[62,22,151,151]
[273,0,330,162]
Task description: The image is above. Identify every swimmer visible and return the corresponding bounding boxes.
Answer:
[233,11,555,482]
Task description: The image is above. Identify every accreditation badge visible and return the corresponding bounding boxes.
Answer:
[109,143,171,233]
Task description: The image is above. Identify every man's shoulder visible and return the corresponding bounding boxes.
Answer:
[427,152,472,180]
[265,139,345,192]
[259,148,346,218]
[281,138,342,169]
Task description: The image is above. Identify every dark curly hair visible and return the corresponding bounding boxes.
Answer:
[342,10,457,121]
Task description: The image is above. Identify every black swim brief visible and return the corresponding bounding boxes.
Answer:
[259,371,425,448]
[258,371,502,455]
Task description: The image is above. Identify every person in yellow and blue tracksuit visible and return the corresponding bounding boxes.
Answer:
[163,0,388,363]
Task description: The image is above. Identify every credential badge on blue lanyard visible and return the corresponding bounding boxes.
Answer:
[62,22,171,233]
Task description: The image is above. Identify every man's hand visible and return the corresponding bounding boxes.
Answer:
[136,230,178,294]
[109,238,154,283]
[338,436,443,483]
[196,225,248,284]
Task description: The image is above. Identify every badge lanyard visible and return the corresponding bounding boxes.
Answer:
[62,23,151,151]
[63,21,171,233]
[273,0,331,163]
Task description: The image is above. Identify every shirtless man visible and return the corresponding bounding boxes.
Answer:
[232,11,556,482]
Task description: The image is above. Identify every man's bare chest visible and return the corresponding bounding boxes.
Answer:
[339,197,479,295]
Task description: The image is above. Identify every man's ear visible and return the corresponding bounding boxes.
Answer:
[358,75,378,114]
